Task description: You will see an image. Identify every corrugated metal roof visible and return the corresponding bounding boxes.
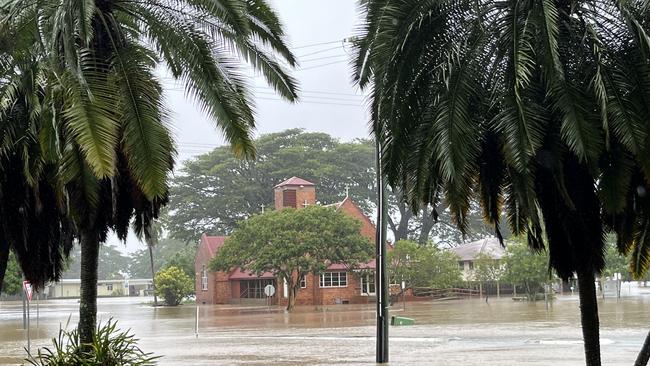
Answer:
[274,176,315,188]
[449,237,505,261]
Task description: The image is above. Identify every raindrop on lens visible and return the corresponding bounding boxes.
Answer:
[637,186,647,197]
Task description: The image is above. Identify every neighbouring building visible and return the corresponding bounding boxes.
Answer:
[46,278,153,299]
[195,176,377,306]
[450,237,505,280]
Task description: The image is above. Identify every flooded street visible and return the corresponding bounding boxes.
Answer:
[1,294,650,365]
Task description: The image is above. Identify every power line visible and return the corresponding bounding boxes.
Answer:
[163,86,365,100]
[255,91,361,103]
[298,45,344,58]
[162,86,364,107]
[293,39,344,50]
[297,60,349,71]
[252,86,365,97]
[300,54,349,63]
[255,96,362,107]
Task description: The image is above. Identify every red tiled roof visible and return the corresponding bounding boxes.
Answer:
[274,176,315,188]
[200,234,228,257]
[327,258,376,270]
[323,196,348,210]
[228,268,275,280]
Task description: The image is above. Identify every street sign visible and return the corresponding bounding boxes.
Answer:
[23,281,33,302]
[264,284,275,297]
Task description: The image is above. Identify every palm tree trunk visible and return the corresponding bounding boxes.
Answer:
[78,233,99,346]
[148,245,157,307]
[0,242,9,294]
[578,271,601,366]
[634,331,650,366]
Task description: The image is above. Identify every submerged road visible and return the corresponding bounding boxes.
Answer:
[1,294,650,365]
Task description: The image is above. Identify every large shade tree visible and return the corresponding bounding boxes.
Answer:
[211,205,373,311]
[4,0,298,346]
[354,1,650,365]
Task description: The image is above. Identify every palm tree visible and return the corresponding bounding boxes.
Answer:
[0,30,74,294]
[4,0,298,346]
[354,1,650,365]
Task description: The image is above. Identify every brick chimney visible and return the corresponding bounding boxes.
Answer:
[274,176,316,210]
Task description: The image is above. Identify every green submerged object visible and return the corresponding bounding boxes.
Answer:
[391,316,415,326]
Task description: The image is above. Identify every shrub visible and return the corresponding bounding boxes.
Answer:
[154,266,193,306]
[26,318,159,365]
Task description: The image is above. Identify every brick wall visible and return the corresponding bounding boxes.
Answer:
[274,185,316,210]
[277,271,375,306]
[338,199,376,243]
[214,272,231,304]
[195,242,213,304]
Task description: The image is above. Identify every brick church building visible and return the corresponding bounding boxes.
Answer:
[195,176,377,306]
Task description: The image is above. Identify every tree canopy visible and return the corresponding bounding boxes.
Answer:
[167,129,496,245]
[1,251,21,296]
[387,240,462,289]
[472,252,505,285]
[502,240,552,300]
[2,0,298,345]
[210,205,373,310]
[354,1,650,363]
[155,266,193,306]
[167,129,376,242]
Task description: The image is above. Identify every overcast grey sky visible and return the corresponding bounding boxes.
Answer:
[165,0,370,162]
[112,1,370,254]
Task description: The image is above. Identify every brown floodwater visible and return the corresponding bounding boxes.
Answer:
[1,290,650,365]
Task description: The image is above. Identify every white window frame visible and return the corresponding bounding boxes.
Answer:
[300,275,307,288]
[360,273,376,296]
[201,265,208,291]
[319,272,348,288]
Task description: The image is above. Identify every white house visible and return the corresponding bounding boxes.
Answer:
[450,237,505,280]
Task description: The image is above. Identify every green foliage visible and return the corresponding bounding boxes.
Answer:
[4,0,297,344]
[59,239,195,283]
[167,129,376,242]
[163,249,196,282]
[210,205,373,310]
[502,240,551,300]
[387,240,462,289]
[129,238,196,281]
[603,238,630,280]
[2,251,22,295]
[26,318,159,365]
[154,266,193,306]
[166,128,495,247]
[63,245,130,280]
[353,0,650,283]
[472,252,505,283]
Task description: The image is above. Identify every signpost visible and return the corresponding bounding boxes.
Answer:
[195,305,199,338]
[264,284,275,307]
[23,281,33,353]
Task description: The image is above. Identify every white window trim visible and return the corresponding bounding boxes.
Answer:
[201,265,208,291]
[319,272,348,288]
[300,275,307,288]
[360,274,376,296]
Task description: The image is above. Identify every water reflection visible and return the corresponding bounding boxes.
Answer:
[1,295,649,365]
